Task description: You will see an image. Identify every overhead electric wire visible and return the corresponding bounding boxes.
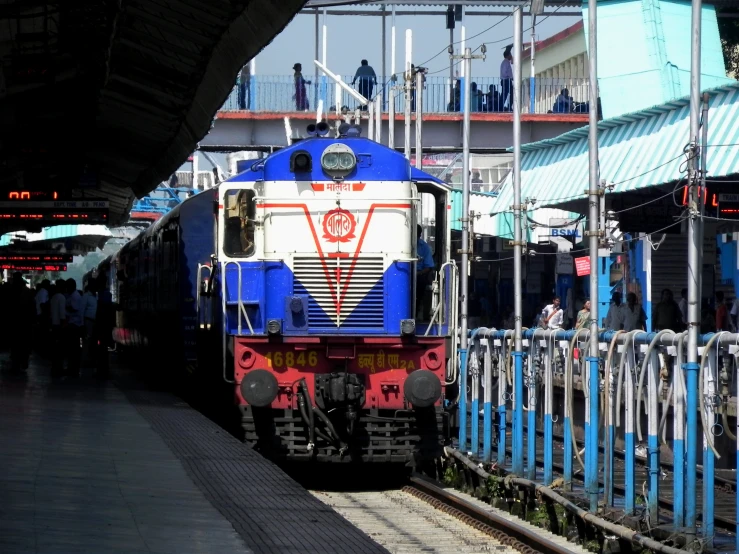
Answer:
[414,0,571,79]
[470,217,687,264]
[526,213,585,227]
[481,0,571,48]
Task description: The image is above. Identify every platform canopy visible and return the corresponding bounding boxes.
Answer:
[0,0,305,232]
[489,81,739,218]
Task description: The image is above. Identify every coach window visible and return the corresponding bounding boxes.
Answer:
[223,189,256,258]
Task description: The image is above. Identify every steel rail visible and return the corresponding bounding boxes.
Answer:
[407,475,579,554]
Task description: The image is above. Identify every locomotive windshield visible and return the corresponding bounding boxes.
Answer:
[223,189,256,258]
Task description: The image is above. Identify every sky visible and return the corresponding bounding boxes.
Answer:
[254,5,581,80]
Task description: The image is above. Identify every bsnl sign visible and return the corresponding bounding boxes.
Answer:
[550,228,581,237]
[547,218,583,240]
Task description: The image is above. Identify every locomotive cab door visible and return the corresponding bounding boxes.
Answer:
[414,180,453,334]
[215,184,261,382]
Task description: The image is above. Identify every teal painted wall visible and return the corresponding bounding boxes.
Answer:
[583,0,733,118]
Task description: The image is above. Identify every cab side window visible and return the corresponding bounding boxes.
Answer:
[223,189,256,258]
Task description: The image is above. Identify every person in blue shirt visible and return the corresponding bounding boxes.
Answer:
[416,225,435,320]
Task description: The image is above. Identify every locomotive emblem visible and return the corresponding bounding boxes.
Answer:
[322,208,356,243]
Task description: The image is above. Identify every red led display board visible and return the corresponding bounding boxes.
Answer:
[6,191,58,200]
[0,254,73,263]
[0,199,108,224]
[0,263,67,272]
[680,186,739,220]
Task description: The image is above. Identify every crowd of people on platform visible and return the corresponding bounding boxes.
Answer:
[0,272,115,376]
[491,286,739,334]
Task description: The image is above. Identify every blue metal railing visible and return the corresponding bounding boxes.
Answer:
[222,75,591,116]
[458,327,737,548]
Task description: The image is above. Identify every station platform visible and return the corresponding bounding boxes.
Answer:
[0,352,388,554]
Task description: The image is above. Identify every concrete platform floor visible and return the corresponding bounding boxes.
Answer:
[0,351,388,554]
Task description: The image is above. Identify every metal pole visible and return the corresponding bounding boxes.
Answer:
[322,10,327,66]
[449,26,454,104]
[192,153,199,190]
[404,29,412,160]
[415,69,424,170]
[530,16,536,114]
[375,95,382,142]
[459,47,472,452]
[382,4,387,109]
[389,89,395,149]
[698,93,708,316]
[389,6,396,149]
[512,6,524,477]
[701,94,713,547]
[685,0,702,539]
[368,99,375,141]
[315,9,320,108]
[322,9,328,107]
[391,6,396,77]
[460,7,466,77]
[586,0,601,513]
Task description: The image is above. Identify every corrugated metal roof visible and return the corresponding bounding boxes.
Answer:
[490,81,739,217]
[450,190,499,233]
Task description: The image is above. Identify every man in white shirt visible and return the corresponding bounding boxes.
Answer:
[35,280,49,316]
[499,45,513,111]
[541,296,564,329]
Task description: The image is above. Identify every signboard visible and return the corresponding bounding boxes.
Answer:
[556,253,574,275]
[0,199,109,224]
[545,218,584,245]
[6,190,58,200]
[717,193,739,219]
[574,256,590,276]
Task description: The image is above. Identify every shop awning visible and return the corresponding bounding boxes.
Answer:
[489,82,739,216]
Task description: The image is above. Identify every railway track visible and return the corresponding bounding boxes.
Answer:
[311,477,585,554]
[477,431,738,534]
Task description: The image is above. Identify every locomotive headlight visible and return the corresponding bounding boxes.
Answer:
[321,143,356,178]
[323,153,340,170]
[338,153,354,170]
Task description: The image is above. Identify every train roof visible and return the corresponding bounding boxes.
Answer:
[226,137,446,185]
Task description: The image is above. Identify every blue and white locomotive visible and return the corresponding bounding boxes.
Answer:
[105,122,459,464]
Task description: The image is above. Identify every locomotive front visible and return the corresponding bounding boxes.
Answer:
[218,132,451,463]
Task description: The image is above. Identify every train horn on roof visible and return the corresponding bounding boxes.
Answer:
[316,121,330,136]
